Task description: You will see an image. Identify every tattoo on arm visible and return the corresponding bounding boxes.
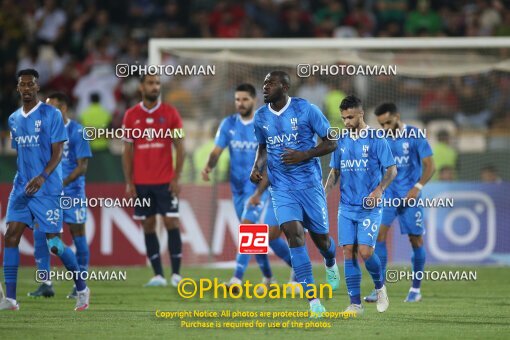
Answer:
[378,165,397,191]
[324,168,340,196]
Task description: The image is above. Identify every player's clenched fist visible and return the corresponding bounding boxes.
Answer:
[250,168,263,183]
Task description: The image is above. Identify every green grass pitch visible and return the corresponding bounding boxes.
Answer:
[1,265,509,339]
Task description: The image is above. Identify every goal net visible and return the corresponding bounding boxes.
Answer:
[148,38,510,266]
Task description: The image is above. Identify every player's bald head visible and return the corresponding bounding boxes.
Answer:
[263,71,291,104]
[268,71,291,88]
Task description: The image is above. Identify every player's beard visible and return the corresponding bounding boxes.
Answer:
[239,105,254,118]
[144,93,159,102]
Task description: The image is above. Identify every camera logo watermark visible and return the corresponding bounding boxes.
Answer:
[83,127,185,141]
[36,270,127,282]
[238,224,269,254]
[60,196,150,210]
[327,127,426,141]
[362,197,454,210]
[428,191,496,262]
[297,64,397,78]
[177,278,331,300]
[116,64,216,78]
[385,270,477,283]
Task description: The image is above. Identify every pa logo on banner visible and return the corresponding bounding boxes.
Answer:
[238,224,269,254]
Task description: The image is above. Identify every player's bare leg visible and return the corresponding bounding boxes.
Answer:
[66,223,88,299]
[405,234,424,302]
[163,216,183,287]
[1,222,26,310]
[142,216,167,287]
[281,221,326,318]
[365,224,390,303]
[308,231,340,291]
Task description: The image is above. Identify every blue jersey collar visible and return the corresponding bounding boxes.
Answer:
[21,101,42,118]
[267,97,291,116]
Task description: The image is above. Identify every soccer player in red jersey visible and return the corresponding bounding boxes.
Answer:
[122,74,185,287]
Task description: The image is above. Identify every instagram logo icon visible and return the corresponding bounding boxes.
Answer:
[427,191,496,261]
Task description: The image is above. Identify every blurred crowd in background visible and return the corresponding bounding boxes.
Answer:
[0,0,508,183]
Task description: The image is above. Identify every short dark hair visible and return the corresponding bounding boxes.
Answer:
[235,83,256,98]
[339,95,362,111]
[140,74,160,83]
[269,70,291,87]
[374,102,397,116]
[17,68,39,80]
[90,92,101,103]
[47,92,70,107]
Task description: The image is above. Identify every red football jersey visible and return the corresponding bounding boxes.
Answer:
[122,101,183,185]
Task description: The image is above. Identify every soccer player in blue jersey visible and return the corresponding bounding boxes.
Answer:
[363,102,435,303]
[1,69,89,311]
[250,71,340,317]
[325,95,397,316]
[203,83,298,292]
[28,92,92,299]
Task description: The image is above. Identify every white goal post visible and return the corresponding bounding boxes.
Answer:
[149,37,510,77]
[148,37,510,153]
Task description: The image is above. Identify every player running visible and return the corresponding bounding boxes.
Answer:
[364,102,435,303]
[251,71,340,317]
[122,74,185,287]
[1,69,90,311]
[202,83,298,292]
[27,92,92,299]
[325,95,397,316]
